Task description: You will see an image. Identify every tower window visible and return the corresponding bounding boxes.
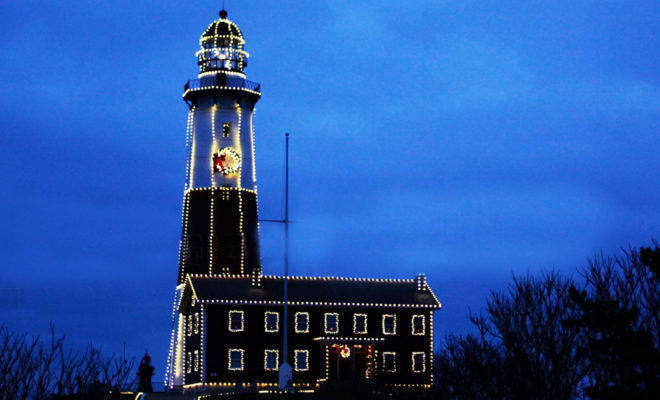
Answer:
[412,315,425,336]
[222,122,231,138]
[295,312,309,333]
[354,313,367,334]
[383,352,396,372]
[228,310,244,332]
[294,350,309,371]
[412,352,426,373]
[324,313,339,334]
[265,311,279,332]
[382,314,397,335]
[228,349,244,371]
[264,350,279,371]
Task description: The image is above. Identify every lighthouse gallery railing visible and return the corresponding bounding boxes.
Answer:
[184,76,261,92]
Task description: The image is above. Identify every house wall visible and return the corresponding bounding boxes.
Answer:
[184,304,434,389]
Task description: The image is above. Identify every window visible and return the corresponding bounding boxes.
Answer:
[194,313,200,335]
[229,310,244,332]
[187,315,193,337]
[412,352,426,373]
[382,314,396,335]
[295,312,309,333]
[228,349,244,371]
[412,315,425,336]
[264,350,279,371]
[294,350,309,371]
[354,313,367,334]
[194,350,199,372]
[265,311,279,332]
[383,352,396,372]
[222,122,231,138]
[324,313,339,334]
[186,352,192,373]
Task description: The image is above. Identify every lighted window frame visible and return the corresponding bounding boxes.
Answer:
[324,313,339,334]
[228,310,244,332]
[295,312,309,333]
[228,349,244,371]
[411,315,425,336]
[294,350,309,371]
[186,351,192,373]
[194,313,200,335]
[264,349,279,371]
[222,122,231,138]
[412,352,426,373]
[187,315,193,337]
[353,313,367,334]
[265,311,279,333]
[382,352,396,373]
[382,314,397,335]
[194,350,199,372]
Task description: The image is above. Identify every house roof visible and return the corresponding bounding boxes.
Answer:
[181,274,441,311]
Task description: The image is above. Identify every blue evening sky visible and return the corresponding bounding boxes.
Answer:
[1,1,658,378]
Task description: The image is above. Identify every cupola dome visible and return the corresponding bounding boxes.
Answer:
[196,10,249,73]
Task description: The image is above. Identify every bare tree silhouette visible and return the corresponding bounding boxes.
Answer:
[567,245,660,399]
[0,325,134,400]
[435,245,660,400]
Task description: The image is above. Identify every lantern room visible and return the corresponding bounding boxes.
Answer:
[197,10,249,74]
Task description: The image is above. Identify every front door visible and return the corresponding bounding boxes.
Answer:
[327,344,374,381]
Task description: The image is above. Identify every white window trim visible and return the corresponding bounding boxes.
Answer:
[353,313,368,334]
[194,350,199,372]
[382,314,397,335]
[294,349,309,371]
[228,310,244,332]
[265,311,280,333]
[264,349,279,371]
[194,313,200,335]
[324,312,339,334]
[382,351,396,372]
[411,314,425,336]
[412,352,426,373]
[228,348,245,371]
[295,312,309,333]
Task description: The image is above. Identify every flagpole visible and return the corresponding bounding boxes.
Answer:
[278,133,293,390]
[283,132,289,364]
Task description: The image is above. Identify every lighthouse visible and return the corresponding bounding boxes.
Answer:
[166,9,263,388]
[165,9,440,394]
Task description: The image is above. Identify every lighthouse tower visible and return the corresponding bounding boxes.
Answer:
[178,9,262,282]
[166,10,262,387]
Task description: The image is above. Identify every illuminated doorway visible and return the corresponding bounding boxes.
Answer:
[327,344,374,381]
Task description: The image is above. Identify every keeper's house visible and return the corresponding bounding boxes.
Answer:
[177,274,440,392]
